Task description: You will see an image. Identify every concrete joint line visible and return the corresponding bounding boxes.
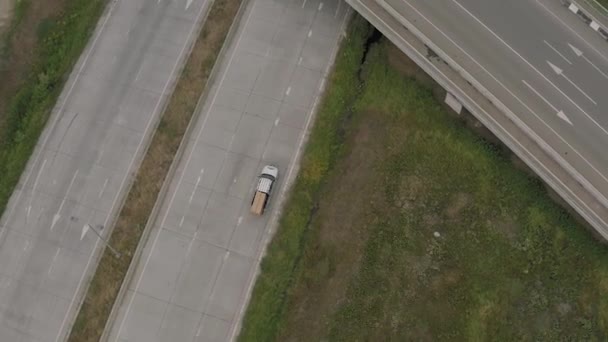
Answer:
[98,0,251,340]
[226,7,354,341]
[568,0,608,40]
[352,0,608,238]
[376,0,608,210]
[388,25,608,238]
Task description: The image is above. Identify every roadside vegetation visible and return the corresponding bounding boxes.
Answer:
[68,0,243,340]
[239,15,608,341]
[0,0,108,215]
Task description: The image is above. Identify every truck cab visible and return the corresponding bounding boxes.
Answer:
[250,165,279,215]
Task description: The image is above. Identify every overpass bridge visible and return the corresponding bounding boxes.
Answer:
[346,0,608,240]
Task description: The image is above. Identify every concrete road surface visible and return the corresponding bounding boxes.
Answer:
[0,0,211,340]
[105,0,349,341]
[351,0,608,238]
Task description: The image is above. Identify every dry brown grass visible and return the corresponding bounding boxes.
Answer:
[242,31,608,341]
[68,0,242,340]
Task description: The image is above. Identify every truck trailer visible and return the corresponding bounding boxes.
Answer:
[250,165,278,215]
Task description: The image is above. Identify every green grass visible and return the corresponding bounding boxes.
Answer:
[68,0,243,340]
[239,17,608,342]
[592,0,608,12]
[237,15,372,341]
[0,0,108,215]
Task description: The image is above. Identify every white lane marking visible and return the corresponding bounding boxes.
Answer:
[335,0,342,18]
[48,248,60,275]
[179,216,185,227]
[522,80,559,112]
[51,214,61,231]
[568,43,608,79]
[535,0,608,64]
[558,110,573,125]
[285,86,291,96]
[274,118,280,126]
[298,56,303,65]
[543,40,572,64]
[237,216,243,226]
[302,0,307,8]
[186,0,193,10]
[196,250,233,332]
[227,8,351,342]
[80,224,89,240]
[365,1,608,225]
[319,78,326,91]
[62,0,214,340]
[114,2,258,339]
[1,0,114,241]
[308,30,312,38]
[523,80,572,125]
[95,145,105,165]
[98,178,108,198]
[233,178,237,184]
[448,0,606,130]
[388,0,608,192]
[318,2,323,11]
[51,169,79,231]
[370,0,608,214]
[547,61,597,104]
[134,63,144,82]
[189,169,204,204]
[390,0,608,193]
[27,158,48,220]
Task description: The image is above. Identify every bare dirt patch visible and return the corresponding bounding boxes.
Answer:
[446,192,472,219]
[256,33,608,341]
[277,111,391,341]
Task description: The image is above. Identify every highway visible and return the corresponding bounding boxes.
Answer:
[0,0,211,340]
[349,0,608,238]
[105,0,349,340]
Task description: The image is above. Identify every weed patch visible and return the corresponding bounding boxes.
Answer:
[237,15,374,342]
[0,0,108,221]
[239,17,608,341]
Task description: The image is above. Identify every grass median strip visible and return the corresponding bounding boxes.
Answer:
[240,16,608,341]
[0,0,108,219]
[68,0,242,340]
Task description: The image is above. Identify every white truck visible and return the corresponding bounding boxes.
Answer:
[250,165,279,215]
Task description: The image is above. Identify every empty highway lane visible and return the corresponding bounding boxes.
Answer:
[105,0,349,341]
[0,0,211,340]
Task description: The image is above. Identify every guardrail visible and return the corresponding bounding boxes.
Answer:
[566,0,608,41]
[347,0,608,241]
